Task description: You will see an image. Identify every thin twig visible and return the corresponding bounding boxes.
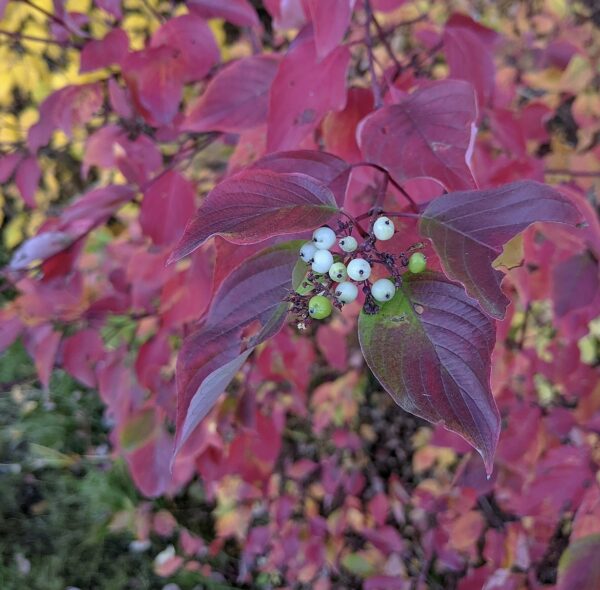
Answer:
[370,9,403,75]
[363,0,383,108]
[0,29,68,46]
[545,168,600,177]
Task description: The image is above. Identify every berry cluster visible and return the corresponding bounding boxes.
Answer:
[289,216,427,323]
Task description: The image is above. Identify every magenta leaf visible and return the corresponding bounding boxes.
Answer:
[169,169,338,263]
[174,240,301,456]
[306,0,353,60]
[252,150,350,206]
[187,0,260,28]
[140,170,197,246]
[267,32,350,151]
[442,13,499,108]
[80,28,128,73]
[357,80,478,191]
[15,156,41,207]
[420,180,582,319]
[358,272,499,474]
[557,534,600,590]
[552,251,599,317]
[183,55,279,133]
[10,232,74,270]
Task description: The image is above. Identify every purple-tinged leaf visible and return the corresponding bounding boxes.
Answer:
[169,169,338,263]
[306,0,354,60]
[553,251,599,317]
[267,33,350,151]
[183,55,279,133]
[0,152,23,183]
[358,272,499,474]
[252,150,350,206]
[420,180,582,319]
[80,28,129,73]
[15,156,41,207]
[357,80,478,191]
[557,534,600,590]
[187,0,260,28]
[174,241,300,457]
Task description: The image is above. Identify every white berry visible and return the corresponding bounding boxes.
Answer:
[339,236,358,252]
[371,278,396,302]
[299,242,317,263]
[328,262,347,282]
[312,226,336,250]
[373,216,395,241]
[312,249,334,274]
[335,281,358,303]
[347,258,371,281]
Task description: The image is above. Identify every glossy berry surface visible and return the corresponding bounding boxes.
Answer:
[347,258,371,281]
[308,295,333,319]
[371,278,396,302]
[312,227,336,250]
[328,262,347,282]
[408,252,427,274]
[334,281,358,303]
[339,236,358,252]
[299,242,317,263]
[312,249,334,274]
[373,216,395,241]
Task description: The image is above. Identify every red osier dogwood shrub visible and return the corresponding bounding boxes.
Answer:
[1,0,600,587]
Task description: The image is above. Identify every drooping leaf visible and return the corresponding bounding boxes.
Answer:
[267,32,350,151]
[357,80,478,191]
[174,241,301,456]
[420,180,582,319]
[183,55,279,133]
[252,149,350,206]
[10,231,74,270]
[187,0,260,28]
[169,169,338,263]
[358,272,499,473]
[140,170,197,246]
[557,534,600,590]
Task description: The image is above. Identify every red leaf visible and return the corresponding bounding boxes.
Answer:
[552,251,599,317]
[358,272,499,474]
[126,429,173,497]
[140,170,197,245]
[150,14,219,83]
[0,310,23,355]
[357,80,478,191]
[251,149,350,206]
[122,46,185,126]
[15,156,41,207]
[61,329,104,388]
[420,180,582,319]
[558,534,600,590]
[187,0,260,28]
[267,32,350,151]
[80,28,128,73]
[183,55,279,133]
[169,169,338,263]
[442,13,499,108]
[306,0,354,60]
[174,241,300,456]
[24,324,62,389]
[322,86,374,162]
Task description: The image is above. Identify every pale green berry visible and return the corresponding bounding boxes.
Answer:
[347,258,371,281]
[312,249,334,274]
[328,262,347,282]
[408,252,427,274]
[308,295,332,319]
[312,227,336,250]
[373,216,395,241]
[371,278,396,302]
[339,236,358,252]
[299,242,317,263]
[334,281,358,303]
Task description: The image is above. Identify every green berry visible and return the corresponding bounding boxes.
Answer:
[328,262,347,282]
[408,252,427,274]
[308,295,333,319]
